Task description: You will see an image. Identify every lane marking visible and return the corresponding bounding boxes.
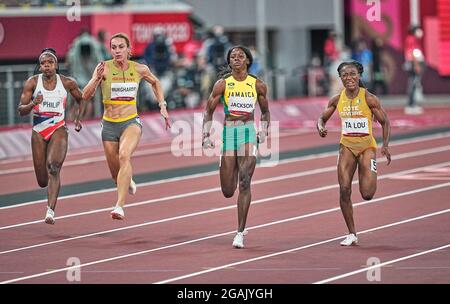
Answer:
[1,143,450,230]
[154,208,450,284]
[0,129,312,172]
[2,186,449,284]
[1,173,449,274]
[1,141,449,214]
[314,243,450,284]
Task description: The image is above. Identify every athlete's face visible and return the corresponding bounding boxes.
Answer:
[229,48,249,70]
[39,55,57,77]
[339,65,360,90]
[110,38,130,62]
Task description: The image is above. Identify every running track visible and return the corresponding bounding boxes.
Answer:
[0,106,449,284]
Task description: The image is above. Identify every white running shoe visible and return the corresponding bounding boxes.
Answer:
[128,179,137,195]
[111,206,125,220]
[340,233,358,246]
[232,230,248,249]
[45,207,55,225]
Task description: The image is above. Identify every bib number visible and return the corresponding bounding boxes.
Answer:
[111,82,138,101]
[342,117,369,136]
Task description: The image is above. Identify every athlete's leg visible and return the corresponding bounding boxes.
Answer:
[337,145,358,235]
[45,127,68,210]
[102,141,120,182]
[31,131,49,188]
[236,143,257,232]
[115,124,141,207]
[357,148,377,200]
[220,152,239,198]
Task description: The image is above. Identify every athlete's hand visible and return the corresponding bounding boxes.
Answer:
[96,61,105,81]
[257,130,267,144]
[160,106,171,130]
[202,135,215,149]
[381,146,391,165]
[317,123,327,137]
[32,91,43,106]
[74,119,82,132]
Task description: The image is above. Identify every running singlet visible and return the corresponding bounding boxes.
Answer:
[32,74,67,141]
[337,88,377,152]
[222,74,257,117]
[101,60,141,122]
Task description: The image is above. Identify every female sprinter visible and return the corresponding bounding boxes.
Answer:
[82,33,170,220]
[18,48,85,224]
[317,61,391,246]
[202,45,270,248]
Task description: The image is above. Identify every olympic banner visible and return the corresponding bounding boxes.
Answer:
[0,16,91,60]
[0,9,192,60]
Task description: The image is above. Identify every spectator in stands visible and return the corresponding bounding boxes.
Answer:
[248,45,264,78]
[371,37,388,95]
[198,25,231,105]
[67,28,104,117]
[404,25,425,115]
[97,29,112,61]
[352,39,373,89]
[324,31,340,70]
[143,27,177,109]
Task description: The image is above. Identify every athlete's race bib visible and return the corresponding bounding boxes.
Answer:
[110,82,138,101]
[36,91,65,116]
[342,117,369,136]
[228,97,255,114]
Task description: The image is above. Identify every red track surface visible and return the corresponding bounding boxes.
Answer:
[0,106,450,284]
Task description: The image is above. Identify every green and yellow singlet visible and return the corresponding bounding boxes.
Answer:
[222,74,257,117]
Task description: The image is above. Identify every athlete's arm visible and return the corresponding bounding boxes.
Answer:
[202,78,225,148]
[62,76,85,132]
[18,76,39,116]
[317,94,339,137]
[256,79,270,143]
[82,61,106,101]
[136,63,170,129]
[367,91,391,165]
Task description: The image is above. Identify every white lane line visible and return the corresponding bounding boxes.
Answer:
[0,165,449,261]
[0,149,338,210]
[154,208,450,284]
[1,183,449,284]
[2,132,449,209]
[0,128,312,173]
[0,145,450,230]
[313,244,450,284]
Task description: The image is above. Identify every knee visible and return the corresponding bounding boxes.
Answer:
[361,191,375,201]
[118,151,131,164]
[239,173,251,192]
[47,162,62,177]
[339,186,352,200]
[222,189,235,198]
[37,179,48,188]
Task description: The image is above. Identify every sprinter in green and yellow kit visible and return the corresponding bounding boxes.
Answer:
[202,45,270,249]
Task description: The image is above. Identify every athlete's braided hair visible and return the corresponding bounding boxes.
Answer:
[217,45,254,79]
[337,60,366,88]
